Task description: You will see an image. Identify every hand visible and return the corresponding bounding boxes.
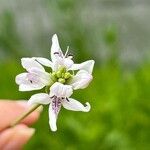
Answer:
[0,100,41,150]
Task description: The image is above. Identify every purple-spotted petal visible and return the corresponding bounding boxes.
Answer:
[51,34,63,63]
[49,97,62,132]
[29,68,52,86]
[15,71,48,91]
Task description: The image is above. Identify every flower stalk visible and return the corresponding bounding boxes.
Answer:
[11,104,41,127]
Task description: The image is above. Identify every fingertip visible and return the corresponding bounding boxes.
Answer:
[22,110,40,125]
[21,105,43,125]
[0,125,35,150]
[0,100,42,130]
[16,101,43,126]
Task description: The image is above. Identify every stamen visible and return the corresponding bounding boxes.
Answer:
[29,80,33,83]
[65,46,69,57]
[54,51,63,58]
[54,52,59,55]
[35,59,42,66]
[50,95,55,99]
[66,98,69,102]
[84,103,87,107]
[67,53,73,59]
[67,53,73,57]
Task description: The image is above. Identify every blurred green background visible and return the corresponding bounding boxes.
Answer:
[0,0,150,150]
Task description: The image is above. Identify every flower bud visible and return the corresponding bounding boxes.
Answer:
[59,67,66,73]
[61,73,65,78]
[64,72,71,79]
[58,78,65,84]
[51,72,56,77]
[50,73,57,82]
[56,71,62,78]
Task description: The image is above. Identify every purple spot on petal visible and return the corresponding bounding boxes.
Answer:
[52,97,62,115]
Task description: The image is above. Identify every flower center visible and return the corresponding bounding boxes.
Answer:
[50,67,73,84]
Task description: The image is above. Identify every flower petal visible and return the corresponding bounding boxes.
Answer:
[52,57,64,71]
[52,57,74,71]
[64,58,74,70]
[49,98,62,132]
[33,57,53,68]
[19,84,45,91]
[69,60,95,74]
[16,72,47,91]
[62,98,91,112]
[50,82,73,98]
[15,73,28,85]
[51,34,63,62]
[21,58,45,72]
[28,93,51,106]
[69,70,93,90]
[29,68,52,86]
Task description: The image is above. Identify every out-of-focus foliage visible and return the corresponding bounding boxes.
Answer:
[0,61,150,150]
[0,0,150,150]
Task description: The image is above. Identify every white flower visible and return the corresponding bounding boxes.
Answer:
[16,34,94,91]
[15,34,95,131]
[28,82,90,131]
[16,58,52,91]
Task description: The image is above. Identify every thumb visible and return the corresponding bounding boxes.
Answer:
[0,124,35,150]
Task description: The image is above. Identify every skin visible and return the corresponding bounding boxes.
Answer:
[0,100,41,150]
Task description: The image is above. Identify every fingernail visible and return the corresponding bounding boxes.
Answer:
[22,128,35,137]
[16,125,35,137]
[3,126,35,150]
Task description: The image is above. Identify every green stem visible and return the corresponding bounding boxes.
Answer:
[11,104,41,127]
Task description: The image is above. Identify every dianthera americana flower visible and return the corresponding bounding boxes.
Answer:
[28,82,91,131]
[15,34,95,131]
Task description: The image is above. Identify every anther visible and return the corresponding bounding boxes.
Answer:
[67,53,73,57]
[84,104,87,107]
[50,95,55,99]
[64,72,71,79]
[56,71,62,78]
[54,52,59,55]
[29,80,33,83]
[66,98,69,102]
[58,78,65,84]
